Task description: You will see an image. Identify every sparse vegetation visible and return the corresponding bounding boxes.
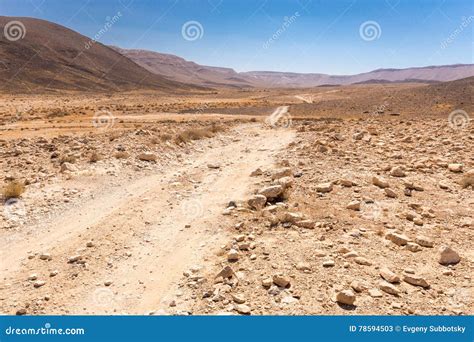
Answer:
[2,180,25,200]
[114,151,129,159]
[174,125,224,144]
[89,152,102,163]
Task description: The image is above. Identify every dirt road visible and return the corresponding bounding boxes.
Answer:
[0,124,295,314]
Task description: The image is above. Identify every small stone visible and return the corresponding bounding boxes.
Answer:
[448,163,463,173]
[372,176,389,188]
[406,242,422,252]
[250,168,263,177]
[247,194,267,210]
[385,232,409,246]
[438,246,460,265]
[346,201,361,211]
[403,274,429,288]
[207,163,221,169]
[390,166,406,177]
[39,253,51,261]
[104,280,113,286]
[380,267,400,283]
[234,304,251,315]
[232,294,246,304]
[415,235,434,248]
[227,249,239,262]
[86,241,94,247]
[368,288,383,297]
[384,188,398,198]
[296,262,311,271]
[67,255,83,263]
[28,274,38,281]
[215,266,235,279]
[273,274,291,288]
[16,308,27,315]
[258,185,283,199]
[33,280,46,288]
[49,270,58,277]
[137,153,157,162]
[354,257,372,266]
[294,219,315,229]
[379,281,400,295]
[336,290,356,305]
[322,259,335,267]
[350,280,368,293]
[316,182,333,193]
[262,277,273,288]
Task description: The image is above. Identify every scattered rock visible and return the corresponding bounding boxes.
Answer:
[438,246,460,265]
[258,185,283,199]
[137,153,157,162]
[380,267,400,283]
[390,166,406,177]
[372,176,389,188]
[227,249,239,262]
[403,274,429,288]
[346,201,361,211]
[379,281,400,295]
[448,163,463,173]
[316,182,333,193]
[234,304,251,315]
[336,290,356,305]
[273,274,291,288]
[248,194,267,210]
[385,232,409,246]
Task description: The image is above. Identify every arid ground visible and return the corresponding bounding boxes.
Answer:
[0,81,472,316]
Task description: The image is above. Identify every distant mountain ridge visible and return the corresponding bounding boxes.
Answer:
[113,46,474,88]
[0,16,202,93]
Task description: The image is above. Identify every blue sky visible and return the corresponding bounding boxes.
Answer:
[0,0,472,74]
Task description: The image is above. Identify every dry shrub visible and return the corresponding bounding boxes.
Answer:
[159,133,173,142]
[2,180,25,200]
[174,124,225,144]
[114,151,129,159]
[59,155,76,164]
[89,152,102,163]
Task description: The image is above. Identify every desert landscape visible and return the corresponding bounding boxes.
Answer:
[0,13,473,318]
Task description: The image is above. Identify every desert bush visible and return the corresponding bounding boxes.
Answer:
[114,151,129,159]
[89,152,102,163]
[59,155,76,164]
[2,180,25,200]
